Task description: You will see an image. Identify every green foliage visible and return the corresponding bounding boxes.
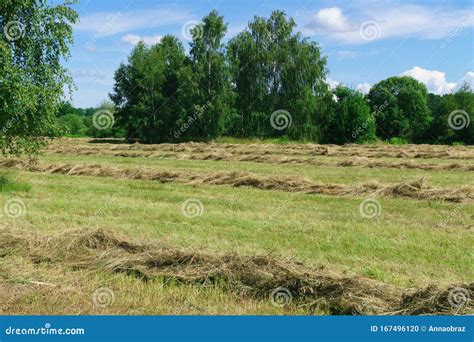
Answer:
[387,137,408,145]
[111,36,190,143]
[0,172,30,193]
[0,0,78,156]
[425,83,474,144]
[58,113,88,137]
[105,10,472,146]
[323,86,376,144]
[227,11,330,140]
[186,10,235,140]
[368,76,432,143]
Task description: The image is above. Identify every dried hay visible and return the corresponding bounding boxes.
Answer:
[0,228,471,315]
[1,159,472,203]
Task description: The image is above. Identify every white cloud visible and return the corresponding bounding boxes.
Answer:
[356,83,372,94]
[401,66,456,95]
[75,7,191,37]
[455,71,474,91]
[305,5,474,44]
[308,8,350,32]
[326,77,340,89]
[72,70,107,80]
[121,34,162,46]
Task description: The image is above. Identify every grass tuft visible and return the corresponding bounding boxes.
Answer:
[0,172,31,193]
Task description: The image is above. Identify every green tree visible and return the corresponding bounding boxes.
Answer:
[368,76,432,143]
[58,113,87,137]
[0,0,78,155]
[427,84,473,144]
[111,36,189,143]
[85,100,124,138]
[185,10,234,140]
[323,86,376,144]
[227,10,330,141]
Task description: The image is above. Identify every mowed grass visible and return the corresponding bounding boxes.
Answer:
[0,140,473,314]
[42,152,474,188]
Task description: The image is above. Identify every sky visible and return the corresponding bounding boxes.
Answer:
[62,0,474,108]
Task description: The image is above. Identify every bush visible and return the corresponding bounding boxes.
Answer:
[387,137,408,145]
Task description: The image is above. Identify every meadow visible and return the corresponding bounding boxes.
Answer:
[0,138,473,315]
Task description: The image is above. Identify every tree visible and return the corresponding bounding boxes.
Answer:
[58,114,87,137]
[185,10,234,140]
[111,36,189,143]
[0,0,78,155]
[227,10,330,141]
[368,76,431,143]
[323,86,376,144]
[427,83,473,144]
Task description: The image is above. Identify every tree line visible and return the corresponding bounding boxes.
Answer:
[102,10,472,145]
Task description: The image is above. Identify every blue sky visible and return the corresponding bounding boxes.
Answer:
[63,0,474,108]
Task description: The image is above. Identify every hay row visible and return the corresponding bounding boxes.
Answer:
[57,138,474,154]
[1,159,473,203]
[48,141,474,160]
[0,227,471,315]
[46,147,474,172]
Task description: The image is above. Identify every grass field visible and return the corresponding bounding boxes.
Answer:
[0,138,473,315]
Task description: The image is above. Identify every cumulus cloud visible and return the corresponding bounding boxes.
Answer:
[356,83,372,94]
[305,5,474,44]
[121,34,162,45]
[308,7,350,32]
[401,66,456,95]
[326,77,340,90]
[455,71,474,91]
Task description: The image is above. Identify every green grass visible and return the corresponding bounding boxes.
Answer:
[3,170,473,288]
[41,152,474,188]
[0,172,31,193]
[0,140,473,315]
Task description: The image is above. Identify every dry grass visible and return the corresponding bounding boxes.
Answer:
[48,139,474,160]
[1,159,473,203]
[45,146,474,172]
[1,227,472,315]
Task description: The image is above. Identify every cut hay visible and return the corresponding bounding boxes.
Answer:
[45,145,474,172]
[47,140,474,161]
[0,228,471,315]
[1,159,473,203]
